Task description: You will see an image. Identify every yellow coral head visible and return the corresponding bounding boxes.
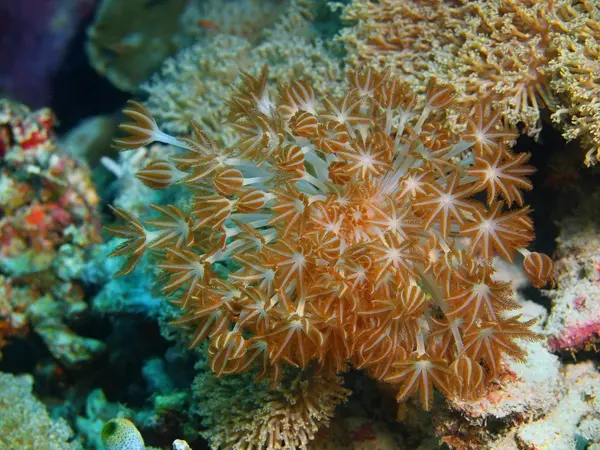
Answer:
[101,418,145,450]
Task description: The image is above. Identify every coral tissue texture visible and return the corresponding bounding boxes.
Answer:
[339,0,600,165]
[108,65,553,414]
[0,99,103,364]
[0,372,81,449]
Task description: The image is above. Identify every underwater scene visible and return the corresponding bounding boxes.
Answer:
[1,0,600,449]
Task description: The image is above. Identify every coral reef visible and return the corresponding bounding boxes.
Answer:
[432,300,563,448]
[495,361,600,449]
[0,99,103,364]
[8,1,600,449]
[108,60,554,426]
[85,145,182,318]
[0,372,82,449]
[337,0,600,165]
[143,2,343,135]
[548,1,600,166]
[545,187,600,353]
[449,301,561,421]
[180,0,289,44]
[435,359,600,449]
[193,361,350,450]
[86,0,302,93]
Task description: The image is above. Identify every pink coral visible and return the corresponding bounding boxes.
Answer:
[548,319,600,352]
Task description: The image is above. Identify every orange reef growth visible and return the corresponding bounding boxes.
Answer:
[0,99,103,364]
[109,65,553,410]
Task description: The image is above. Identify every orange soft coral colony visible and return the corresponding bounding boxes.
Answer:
[108,66,553,410]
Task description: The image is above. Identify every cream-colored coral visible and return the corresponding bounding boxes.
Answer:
[142,35,253,134]
[142,2,343,134]
[548,1,600,166]
[515,361,600,450]
[0,372,82,449]
[337,1,556,134]
[337,0,600,163]
[194,367,350,450]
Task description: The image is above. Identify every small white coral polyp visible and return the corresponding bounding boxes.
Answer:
[108,65,553,410]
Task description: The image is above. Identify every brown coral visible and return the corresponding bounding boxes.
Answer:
[109,65,552,412]
[194,367,350,450]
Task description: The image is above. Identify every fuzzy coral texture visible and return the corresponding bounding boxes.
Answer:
[337,0,600,165]
[497,361,600,449]
[437,358,600,449]
[0,372,82,449]
[143,1,343,135]
[107,58,555,435]
[194,362,350,450]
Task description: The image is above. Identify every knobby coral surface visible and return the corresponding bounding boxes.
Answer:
[337,0,600,165]
[108,65,554,419]
[0,99,104,364]
[545,188,600,353]
[0,372,82,449]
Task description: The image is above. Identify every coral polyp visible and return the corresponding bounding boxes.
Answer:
[108,65,553,410]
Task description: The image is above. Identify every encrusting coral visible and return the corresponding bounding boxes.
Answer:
[108,63,554,424]
[337,0,600,165]
[545,187,600,353]
[0,372,82,449]
[0,99,104,364]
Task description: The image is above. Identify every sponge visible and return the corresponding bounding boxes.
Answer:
[101,418,145,450]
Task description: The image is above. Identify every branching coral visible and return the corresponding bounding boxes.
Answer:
[337,0,600,165]
[108,65,553,417]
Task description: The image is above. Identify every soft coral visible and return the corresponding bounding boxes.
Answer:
[108,65,553,410]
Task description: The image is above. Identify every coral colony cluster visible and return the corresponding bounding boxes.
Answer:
[0,100,103,364]
[5,0,600,448]
[338,0,600,166]
[108,65,554,413]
